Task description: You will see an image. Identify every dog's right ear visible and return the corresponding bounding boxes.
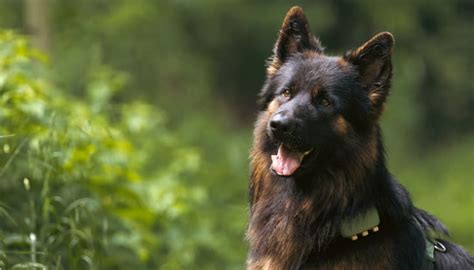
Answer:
[266,6,323,76]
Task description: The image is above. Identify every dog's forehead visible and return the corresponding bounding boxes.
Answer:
[278,55,354,90]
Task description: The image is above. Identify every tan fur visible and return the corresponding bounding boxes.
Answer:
[266,65,280,76]
[354,32,394,57]
[337,57,349,67]
[249,99,281,204]
[334,115,349,135]
[267,99,281,114]
[247,257,273,270]
[359,130,378,170]
[303,51,322,58]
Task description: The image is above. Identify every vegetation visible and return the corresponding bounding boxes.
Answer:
[0,1,472,269]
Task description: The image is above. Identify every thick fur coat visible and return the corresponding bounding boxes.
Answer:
[246,6,473,270]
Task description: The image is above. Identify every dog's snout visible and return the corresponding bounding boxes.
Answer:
[270,112,294,137]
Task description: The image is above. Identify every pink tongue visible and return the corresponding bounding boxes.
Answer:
[271,145,302,176]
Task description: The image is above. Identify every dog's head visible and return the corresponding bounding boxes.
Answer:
[258,7,394,177]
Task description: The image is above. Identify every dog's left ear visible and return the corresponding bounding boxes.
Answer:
[344,32,394,116]
[267,6,323,76]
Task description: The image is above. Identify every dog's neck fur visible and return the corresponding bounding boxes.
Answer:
[247,119,408,269]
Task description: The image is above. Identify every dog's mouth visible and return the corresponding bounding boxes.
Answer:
[270,144,313,177]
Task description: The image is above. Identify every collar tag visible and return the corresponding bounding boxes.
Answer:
[340,207,380,240]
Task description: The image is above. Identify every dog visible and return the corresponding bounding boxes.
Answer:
[246,6,473,270]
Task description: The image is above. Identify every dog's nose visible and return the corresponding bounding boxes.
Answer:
[270,113,294,136]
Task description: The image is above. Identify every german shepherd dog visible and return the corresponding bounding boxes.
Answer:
[247,6,473,270]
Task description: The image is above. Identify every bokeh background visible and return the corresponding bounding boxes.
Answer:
[0,0,472,269]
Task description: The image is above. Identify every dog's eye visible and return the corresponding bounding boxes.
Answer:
[281,88,291,99]
[319,98,331,107]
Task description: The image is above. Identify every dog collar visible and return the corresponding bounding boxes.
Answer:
[340,207,380,241]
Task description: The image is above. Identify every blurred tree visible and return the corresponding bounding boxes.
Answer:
[24,0,51,53]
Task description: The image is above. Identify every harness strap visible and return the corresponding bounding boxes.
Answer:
[340,207,447,269]
[423,238,447,270]
[426,239,436,262]
[340,207,380,240]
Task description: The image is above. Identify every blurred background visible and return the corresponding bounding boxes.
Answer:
[0,0,472,269]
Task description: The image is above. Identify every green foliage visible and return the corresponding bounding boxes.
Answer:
[387,135,474,252]
[0,31,247,269]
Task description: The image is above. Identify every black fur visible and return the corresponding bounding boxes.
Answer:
[246,6,473,270]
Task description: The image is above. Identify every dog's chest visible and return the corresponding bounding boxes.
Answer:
[248,250,393,270]
[302,255,393,270]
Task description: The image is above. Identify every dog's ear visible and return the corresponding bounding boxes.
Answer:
[267,6,323,76]
[344,32,394,116]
